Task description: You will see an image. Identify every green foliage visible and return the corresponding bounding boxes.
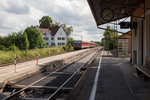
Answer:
[37,33,47,48]
[0,36,5,46]
[24,32,29,53]
[62,45,69,51]
[62,37,74,51]
[39,16,53,28]
[53,63,57,68]
[39,16,73,37]
[25,27,46,49]
[90,41,101,46]
[67,37,74,46]
[0,45,5,51]
[103,25,117,50]
[60,24,73,37]
[0,47,65,64]
[8,44,18,53]
[5,32,24,49]
[52,22,73,37]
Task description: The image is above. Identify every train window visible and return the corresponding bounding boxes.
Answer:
[74,41,81,45]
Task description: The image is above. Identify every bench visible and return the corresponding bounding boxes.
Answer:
[135,57,150,81]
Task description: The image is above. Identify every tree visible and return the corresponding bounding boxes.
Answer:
[8,44,18,53]
[39,16,73,37]
[52,22,73,37]
[5,32,24,49]
[60,24,73,37]
[24,32,29,53]
[39,16,53,28]
[25,27,46,49]
[0,36,6,48]
[0,45,5,51]
[67,37,74,46]
[62,37,74,51]
[103,26,117,50]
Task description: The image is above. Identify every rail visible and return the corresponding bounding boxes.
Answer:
[47,48,101,100]
[3,48,100,100]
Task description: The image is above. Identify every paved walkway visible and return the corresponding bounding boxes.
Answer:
[0,49,90,82]
[66,51,150,100]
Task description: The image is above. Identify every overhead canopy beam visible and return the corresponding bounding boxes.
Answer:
[87,0,145,26]
[97,26,126,34]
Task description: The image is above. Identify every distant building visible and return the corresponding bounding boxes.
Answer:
[118,31,131,56]
[37,26,67,46]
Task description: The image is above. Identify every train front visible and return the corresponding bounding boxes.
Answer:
[73,40,82,49]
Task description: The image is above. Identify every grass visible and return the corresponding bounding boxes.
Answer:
[0,47,67,65]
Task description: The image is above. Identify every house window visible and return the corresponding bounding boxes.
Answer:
[62,43,65,45]
[62,37,65,40]
[51,37,54,40]
[58,37,61,40]
[58,43,61,45]
[45,37,48,40]
[47,43,49,45]
[60,33,62,35]
[51,43,55,46]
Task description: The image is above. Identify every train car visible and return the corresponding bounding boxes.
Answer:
[74,40,96,49]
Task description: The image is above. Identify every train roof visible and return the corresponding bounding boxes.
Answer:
[74,40,96,44]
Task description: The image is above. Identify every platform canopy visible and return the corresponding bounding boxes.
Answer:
[87,0,144,26]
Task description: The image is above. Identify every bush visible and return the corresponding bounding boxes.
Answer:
[8,44,19,53]
[0,45,5,51]
[62,45,68,51]
[53,63,57,68]
[62,44,73,51]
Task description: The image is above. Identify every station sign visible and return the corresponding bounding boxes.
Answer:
[120,21,137,29]
[120,22,130,29]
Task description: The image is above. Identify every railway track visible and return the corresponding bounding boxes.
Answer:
[2,47,102,100]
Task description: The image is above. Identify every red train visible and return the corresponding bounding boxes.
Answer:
[74,40,96,49]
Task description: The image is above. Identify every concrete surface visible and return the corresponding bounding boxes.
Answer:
[66,51,150,100]
[0,49,90,80]
[0,49,91,92]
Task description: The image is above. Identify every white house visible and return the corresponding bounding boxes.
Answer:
[37,26,67,46]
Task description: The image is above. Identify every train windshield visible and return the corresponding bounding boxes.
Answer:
[74,41,81,45]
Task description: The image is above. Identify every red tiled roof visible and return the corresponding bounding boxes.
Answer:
[49,26,60,36]
[37,28,51,35]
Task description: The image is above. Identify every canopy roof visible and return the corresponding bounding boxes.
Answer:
[87,0,144,26]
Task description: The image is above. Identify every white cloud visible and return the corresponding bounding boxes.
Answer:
[0,0,103,41]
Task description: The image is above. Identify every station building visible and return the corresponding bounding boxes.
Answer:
[87,0,150,66]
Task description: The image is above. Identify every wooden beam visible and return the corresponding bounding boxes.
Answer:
[12,84,73,90]
[97,26,126,34]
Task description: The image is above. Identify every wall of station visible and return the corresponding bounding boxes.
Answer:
[131,0,150,65]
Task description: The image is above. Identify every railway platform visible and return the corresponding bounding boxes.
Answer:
[0,49,91,92]
[66,51,150,100]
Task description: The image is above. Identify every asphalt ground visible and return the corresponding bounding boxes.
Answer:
[66,51,150,100]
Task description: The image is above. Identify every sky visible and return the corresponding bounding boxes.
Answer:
[0,0,130,42]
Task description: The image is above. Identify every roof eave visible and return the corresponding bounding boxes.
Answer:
[87,0,99,26]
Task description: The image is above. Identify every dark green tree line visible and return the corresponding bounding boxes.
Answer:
[25,27,46,49]
[39,16,73,37]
